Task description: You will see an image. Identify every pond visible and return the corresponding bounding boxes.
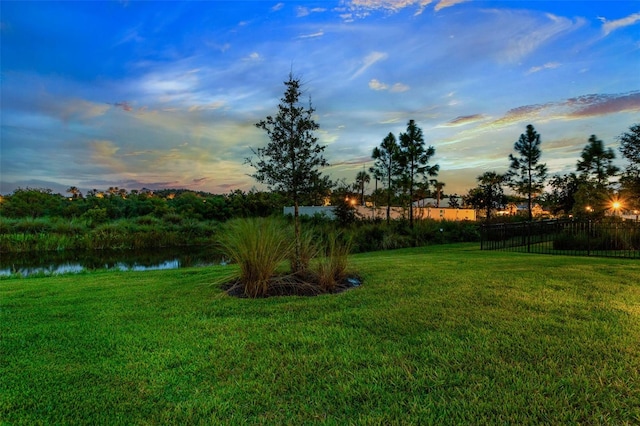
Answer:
[0,246,227,277]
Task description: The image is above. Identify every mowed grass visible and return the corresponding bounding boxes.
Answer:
[1,243,639,425]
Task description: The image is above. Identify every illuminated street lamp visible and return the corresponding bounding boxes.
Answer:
[612,201,622,217]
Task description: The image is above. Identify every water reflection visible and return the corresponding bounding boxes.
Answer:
[0,246,226,277]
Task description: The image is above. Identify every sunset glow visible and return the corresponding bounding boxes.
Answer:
[1,1,639,195]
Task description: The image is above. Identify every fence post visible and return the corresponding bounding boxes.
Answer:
[587,220,591,257]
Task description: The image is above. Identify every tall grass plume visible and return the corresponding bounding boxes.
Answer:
[314,232,353,292]
[217,217,293,298]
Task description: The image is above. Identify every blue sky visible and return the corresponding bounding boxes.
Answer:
[1,0,639,196]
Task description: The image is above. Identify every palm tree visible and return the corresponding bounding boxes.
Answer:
[355,170,370,206]
[429,179,446,207]
[66,186,82,199]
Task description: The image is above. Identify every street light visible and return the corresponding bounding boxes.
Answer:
[612,201,622,217]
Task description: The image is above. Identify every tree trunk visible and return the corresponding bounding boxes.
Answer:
[409,186,414,228]
[409,170,414,228]
[386,176,391,225]
[293,200,302,273]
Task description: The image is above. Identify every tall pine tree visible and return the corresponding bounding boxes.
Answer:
[371,132,400,224]
[398,120,439,227]
[249,74,329,272]
[506,124,547,221]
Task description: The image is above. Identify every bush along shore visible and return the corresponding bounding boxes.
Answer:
[0,214,481,255]
[0,216,221,253]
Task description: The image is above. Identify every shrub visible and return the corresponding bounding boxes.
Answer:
[313,232,352,292]
[162,213,184,225]
[292,229,320,272]
[89,223,130,250]
[382,233,412,250]
[134,215,161,226]
[12,218,53,235]
[553,232,590,250]
[217,217,293,298]
[81,208,108,227]
[49,218,86,236]
[352,223,386,253]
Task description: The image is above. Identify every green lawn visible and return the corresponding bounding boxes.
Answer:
[1,243,639,425]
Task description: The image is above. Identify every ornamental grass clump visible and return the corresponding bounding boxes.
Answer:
[291,229,320,272]
[218,217,293,298]
[314,233,353,293]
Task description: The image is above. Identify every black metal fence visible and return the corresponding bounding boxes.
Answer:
[481,219,640,259]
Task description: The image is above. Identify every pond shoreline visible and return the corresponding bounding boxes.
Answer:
[1,246,227,277]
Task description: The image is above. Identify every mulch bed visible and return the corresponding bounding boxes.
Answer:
[221,272,363,298]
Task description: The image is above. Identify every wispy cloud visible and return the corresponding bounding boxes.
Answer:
[527,62,561,74]
[297,31,324,39]
[434,0,469,12]
[351,51,388,79]
[600,12,640,36]
[244,52,261,62]
[486,91,640,128]
[499,13,583,63]
[344,0,434,15]
[297,6,326,17]
[566,92,640,118]
[114,101,133,112]
[444,114,487,127]
[271,3,284,12]
[390,83,409,93]
[368,79,388,90]
[90,140,125,174]
[343,0,470,16]
[187,102,225,112]
[113,27,144,47]
[368,79,409,92]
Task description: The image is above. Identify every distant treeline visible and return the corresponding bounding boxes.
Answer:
[0,188,288,222]
[0,187,484,254]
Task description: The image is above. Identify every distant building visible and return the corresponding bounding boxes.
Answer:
[498,203,549,218]
[284,204,476,221]
[412,197,452,208]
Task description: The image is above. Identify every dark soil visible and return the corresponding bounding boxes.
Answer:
[221,272,363,298]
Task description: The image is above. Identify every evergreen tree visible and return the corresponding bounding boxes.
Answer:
[618,124,640,209]
[547,173,579,216]
[577,135,619,187]
[398,120,439,228]
[573,135,618,217]
[477,171,506,221]
[371,132,401,224]
[250,74,329,272]
[506,124,547,221]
